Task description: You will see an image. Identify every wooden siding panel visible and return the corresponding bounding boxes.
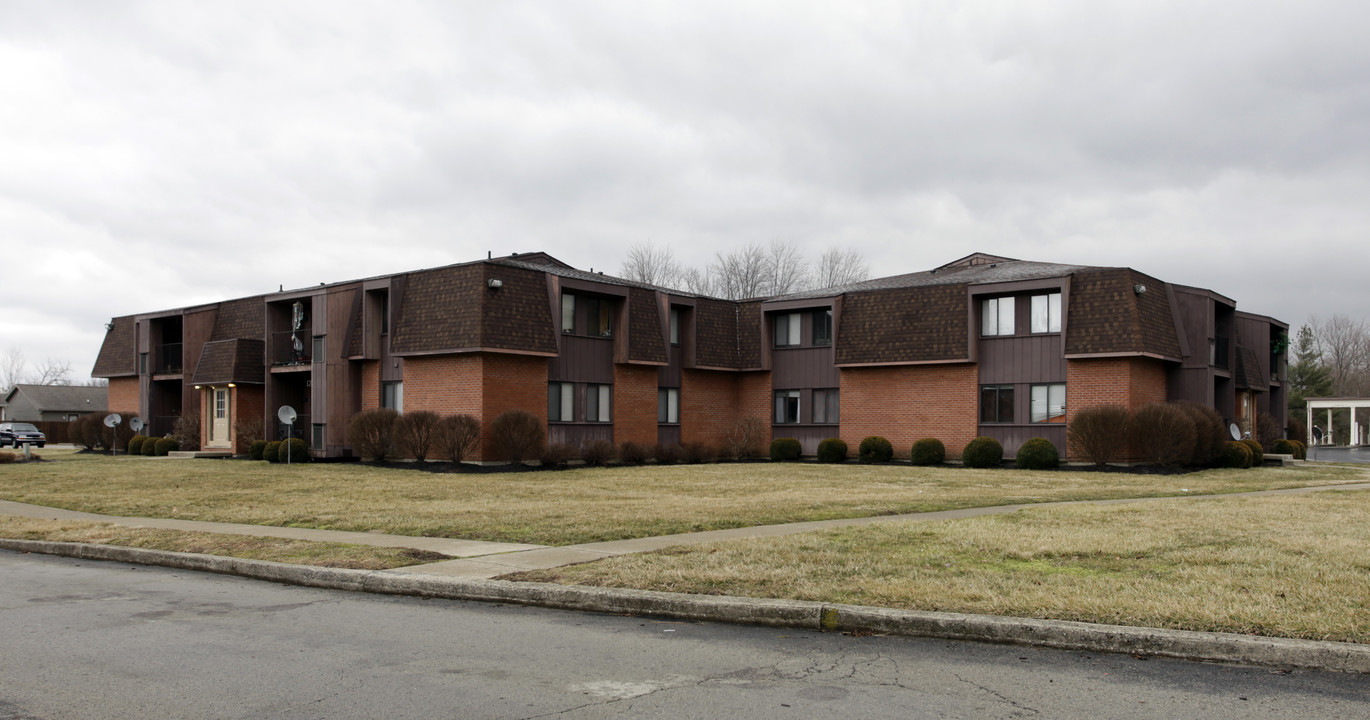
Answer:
[771,347,840,389]
[977,335,1066,384]
[548,336,614,384]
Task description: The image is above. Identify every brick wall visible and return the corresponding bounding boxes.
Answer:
[232,385,265,455]
[107,377,139,416]
[480,354,549,461]
[613,364,658,446]
[360,360,381,412]
[839,364,979,459]
[680,369,739,449]
[1065,356,1168,461]
[737,371,773,451]
[402,355,484,416]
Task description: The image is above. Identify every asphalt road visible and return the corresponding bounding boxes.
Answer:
[2,550,1366,719]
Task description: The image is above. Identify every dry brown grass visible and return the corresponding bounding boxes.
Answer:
[0,514,448,569]
[517,491,1370,643]
[2,447,1365,546]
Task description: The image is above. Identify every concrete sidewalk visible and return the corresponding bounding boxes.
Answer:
[6,480,1370,579]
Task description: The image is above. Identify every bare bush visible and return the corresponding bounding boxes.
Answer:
[618,441,650,465]
[1256,412,1282,450]
[682,442,714,464]
[434,414,481,464]
[1066,404,1130,466]
[172,409,201,451]
[726,417,767,460]
[540,442,578,467]
[349,408,399,462]
[235,416,264,447]
[1129,403,1196,466]
[112,411,140,452]
[1174,401,1226,467]
[395,410,440,462]
[581,439,618,466]
[490,409,544,464]
[654,443,683,465]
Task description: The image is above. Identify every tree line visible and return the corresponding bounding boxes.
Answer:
[618,240,871,300]
[1287,314,1370,413]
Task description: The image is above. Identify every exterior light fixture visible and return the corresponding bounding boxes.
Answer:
[488,278,504,289]
[227,383,236,388]
[1134,284,1147,295]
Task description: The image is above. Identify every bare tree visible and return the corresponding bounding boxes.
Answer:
[762,239,809,296]
[1309,315,1370,396]
[710,243,771,300]
[618,241,682,288]
[1,346,25,392]
[813,246,870,289]
[678,266,720,297]
[30,358,73,386]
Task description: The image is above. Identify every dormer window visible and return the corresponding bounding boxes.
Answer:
[813,309,832,346]
[561,293,613,337]
[1030,293,1062,333]
[981,297,1015,336]
[775,313,801,347]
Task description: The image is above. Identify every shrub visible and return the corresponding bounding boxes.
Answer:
[1067,404,1130,466]
[153,438,180,456]
[394,411,440,462]
[580,439,617,466]
[142,437,158,456]
[1016,437,1060,470]
[69,414,98,450]
[277,438,309,463]
[490,409,544,464]
[654,443,683,465]
[434,414,481,464]
[172,409,201,452]
[910,438,945,466]
[770,438,802,462]
[962,436,1004,468]
[349,408,399,462]
[1292,440,1307,460]
[1242,438,1264,464]
[1173,401,1226,467]
[1256,412,1282,451]
[1271,438,1298,456]
[816,438,848,463]
[264,440,283,464]
[1129,403,1196,466]
[1286,418,1308,445]
[540,442,578,467]
[248,440,269,461]
[682,442,714,464]
[235,416,264,448]
[726,417,767,460]
[1221,441,1253,468]
[858,436,893,463]
[127,435,148,456]
[0,451,17,464]
[619,441,650,465]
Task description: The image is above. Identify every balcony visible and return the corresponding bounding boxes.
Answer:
[153,343,183,375]
[1212,336,1230,370]
[271,330,312,367]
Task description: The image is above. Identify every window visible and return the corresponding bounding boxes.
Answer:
[774,390,800,424]
[669,308,680,345]
[561,294,575,333]
[380,292,390,334]
[586,384,612,422]
[812,388,839,424]
[139,352,148,375]
[312,423,325,448]
[312,335,324,361]
[381,381,403,413]
[981,297,1015,336]
[1030,293,1062,333]
[658,388,679,424]
[813,309,832,346]
[775,313,802,347]
[980,385,1014,423]
[585,298,612,337]
[1031,384,1066,423]
[548,382,573,422]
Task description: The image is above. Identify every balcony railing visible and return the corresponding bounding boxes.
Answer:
[153,343,183,374]
[271,330,312,367]
[1212,336,1230,370]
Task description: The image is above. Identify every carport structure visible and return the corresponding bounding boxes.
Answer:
[1306,397,1370,446]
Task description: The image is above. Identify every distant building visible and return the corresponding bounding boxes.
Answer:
[92,251,1287,459]
[2,384,109,423]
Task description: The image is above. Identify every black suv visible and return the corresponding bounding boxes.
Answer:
[0,422,46,448]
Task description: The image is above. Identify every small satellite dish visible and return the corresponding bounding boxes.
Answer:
[129,417,144,432]
[1228,423,1241,441]
[1312,426,1324,442]
[103,413,122,428]
[278,405,297,425]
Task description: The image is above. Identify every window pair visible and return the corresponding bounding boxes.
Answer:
[773,388,839,424]
[981,293,1062,336]
[980,383,1065,424]
[549,383,612,423]
[774,309,833,347]
[561,294,613,337]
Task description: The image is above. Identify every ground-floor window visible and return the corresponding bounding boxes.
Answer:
[586,384,612,423]
[548,382,574,422]
[1030,383,1066,423]
[381,381,403,413]
[774,390,800,424]
[812,388,839,424]
[312,423,325,448]
[980,385,1014,423]
[658,388,679,424]
[549,382,611,423]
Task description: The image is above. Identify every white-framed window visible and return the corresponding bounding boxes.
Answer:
[812,388,839,424]
[669,308,680,345]
[381,381,403,413]
[774,390,800,424]
[1031,383,1066,423]
[1030,293,1062,334]
[981,297,1015,336]
[775,313,802,347]
[812,309,832,346]
[586,384,612,423]
[658,388,679,424]
[548,382,574,422]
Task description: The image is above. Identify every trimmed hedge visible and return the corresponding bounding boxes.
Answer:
[1016,437,1059,470]
[816,438,848,463]
[581,439,617,467]
[1271,438,1298,456]
[127,435,148,456]
[910,438,945,466]
[277,438,309,463]
[1221,441,1253,468]
[249,440,269,461]
[770,438,802,462]
[264,440,283,464]
[962,436,1004,469]
[142,437,158,456]
[858,436,893,463]
[1241,438,1264,465]
[153,438,179,456]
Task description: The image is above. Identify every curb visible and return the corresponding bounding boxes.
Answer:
[4,538,1368,674]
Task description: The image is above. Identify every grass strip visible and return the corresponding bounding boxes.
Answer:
[0,514,450,570]
[513,491,1370,644]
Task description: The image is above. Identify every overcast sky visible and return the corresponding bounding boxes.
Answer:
[3,1,1368,382]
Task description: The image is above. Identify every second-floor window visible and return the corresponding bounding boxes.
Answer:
[669,308,680,345]
[813,309,832,346]
[981,297,1015,336]
[562,293,613,337]
[1030,293,1062,333]
[775,313,802,347]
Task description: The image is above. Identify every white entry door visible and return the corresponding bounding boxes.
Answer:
[208,388,230,448]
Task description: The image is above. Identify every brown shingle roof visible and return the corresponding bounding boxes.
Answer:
[1064,268,1181,359]
[627,288,667,364]
[695,298,740,368]
[390,264,483,354]
[190,339,265,385]
[210,296,265,341]
[737,301,763,368]
[479,264,558,354]
[343,288,364,358]
[1235,345,1266,389]
[92,316,137,377]
[835,284,969,364]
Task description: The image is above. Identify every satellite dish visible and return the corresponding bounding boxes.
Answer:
[129,417,144,432]
[1228,423,1241,441]
[1312,426,1324,442]
[278,405,297,425]
[103,413,122,428]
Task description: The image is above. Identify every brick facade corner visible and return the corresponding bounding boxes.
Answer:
[107,377,140,418]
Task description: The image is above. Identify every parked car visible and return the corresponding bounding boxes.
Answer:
[0,422,46,448]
